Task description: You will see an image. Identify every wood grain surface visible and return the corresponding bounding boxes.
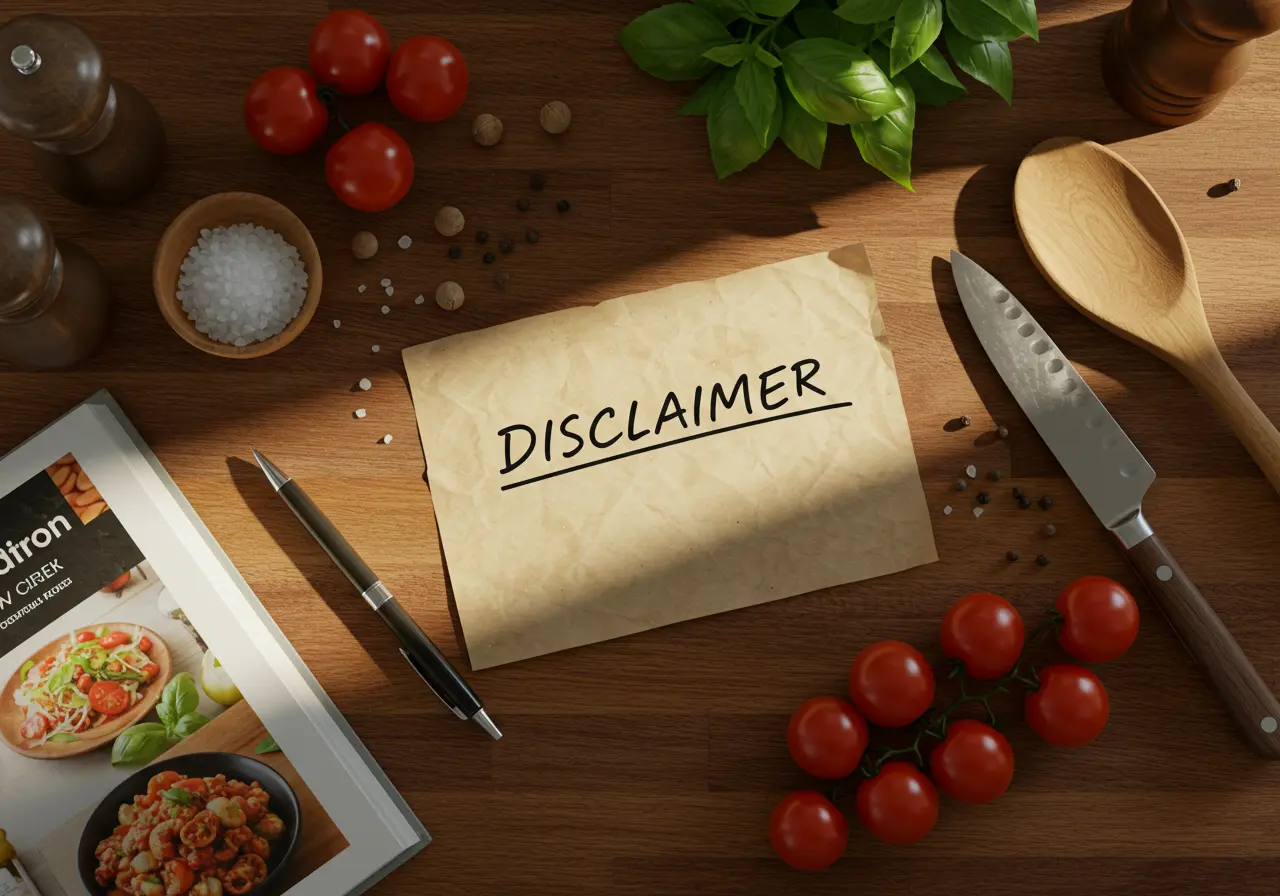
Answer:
[2,1,1280,894]
[159,700,349,892]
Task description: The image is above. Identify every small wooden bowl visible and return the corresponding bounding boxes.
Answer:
[153,192,323,359]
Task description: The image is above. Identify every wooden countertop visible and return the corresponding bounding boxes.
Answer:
[3,1,1280,893]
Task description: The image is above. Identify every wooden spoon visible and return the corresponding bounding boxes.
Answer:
[1014,136,1280,495]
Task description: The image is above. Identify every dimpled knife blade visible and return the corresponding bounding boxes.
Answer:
[950,250,1154,531]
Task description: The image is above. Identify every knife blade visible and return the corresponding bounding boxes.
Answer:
[951,250,1280,759]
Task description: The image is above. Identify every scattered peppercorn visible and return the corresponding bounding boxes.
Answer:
[976,491,990,505]
[530,173,546,191]
[499,238,514,254]
[447,245,462,259]
[1018,496,1033,509]
[557,199,571,213]
[526,229,540,244]
[987,469,1001,481]
[351,231,378,260]
[1012,487,1024,500]
[495,271,511,289]
[476,230,489,244]
[483,251,495,264]
[954,479,966,492]
[540,100,572,134]
[1229,177,1242,193]
[1006,550,1020,562]
[1038,495,1053,511]
[997,425,1009,440]
[517,197,530,212]
[1036,554,1050,567]
[1043,524,1057,537]
[958,415,972,428]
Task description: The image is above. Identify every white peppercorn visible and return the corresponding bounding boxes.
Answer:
[540,100,572,134]
[436,281,465,311]
[351,231,378,260]
[434,206,465,237]
[473,113,504,146]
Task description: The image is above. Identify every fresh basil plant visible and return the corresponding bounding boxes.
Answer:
[619,0,1037,187]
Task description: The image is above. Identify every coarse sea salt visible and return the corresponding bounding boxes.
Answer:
[380,278,391,287]
[398,235,412,249]
[381,305,390,314]
[358,378,372,391]
[177,223,307,346]
[354,408,366,418]
[414,294,425,305]
[372,344,380,353]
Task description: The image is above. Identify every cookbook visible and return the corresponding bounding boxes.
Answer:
[0,392,427,896]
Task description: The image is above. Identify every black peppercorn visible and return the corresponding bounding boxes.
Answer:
[958,415,972,428]
[526,229,540,244]
[483,251,495,264]
[1018,496,1032,509]
[447,245,462,259]
[997,425,1009,440]
[499,238,514,254]
[1038,495,1053,511]
[557,199,571,213]
[530,173,546,191]
[1012,487,1024,500]
[495,272,511,288]
[954,478,966,491]
[987,470,1001,482]
[1036,554,1050,567]
[1043,524,1057,537]
[476,230,489,244]
[1006,550,1020,562]
[517,197,530,212]
[976,491,990,505]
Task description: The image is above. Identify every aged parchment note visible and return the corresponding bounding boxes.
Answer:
[403,245,936,668]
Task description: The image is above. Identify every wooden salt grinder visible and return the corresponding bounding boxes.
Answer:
[1103,0,1280,126]
[0,13,166,205]
[0,195,111,370]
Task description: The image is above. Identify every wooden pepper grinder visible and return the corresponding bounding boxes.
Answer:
[1104,0,1280,126]
[0,194,111,370]
[0,13,165,205]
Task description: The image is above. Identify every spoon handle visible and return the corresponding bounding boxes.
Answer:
[1125,530,1280,759]
[1182,349,1280,496]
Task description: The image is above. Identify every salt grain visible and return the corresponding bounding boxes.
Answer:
[414,294,425,305]
[398,235,412,250]
[942,505,952,515]
[372,344,380,353]
[973,507,984,518]
[333,319,341,328]
[380,278,391,287]
[175,223,307,345]
[354,408,367,418]
[381,434,393,444]
[381,305,390,314]
[965,464,977,478]
[384,286,394,297]
[358,378,372,391]
[358,285,367,293]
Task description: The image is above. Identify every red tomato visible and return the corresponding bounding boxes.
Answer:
[244,67,329,155]
[148,770,183,795]
[308,9,391,96]
[849,641,935,728]
[855,761,938,845]
[77,674,93,693]
[76,630,96,644]
[138,636,152,653]
[386,35,469,123]
[769,791,847,870]
[1056,576,1140,663]
[940,592,1025,680]
[141,662,160,682]
[88,680,130,716]
[787,697,868,780]
[325,123,414,212]
[98,631,130,649]
[929,719,1014,804]
[1025,664,1109,747]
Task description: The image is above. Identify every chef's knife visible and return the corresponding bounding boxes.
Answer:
[951,251,1280,759]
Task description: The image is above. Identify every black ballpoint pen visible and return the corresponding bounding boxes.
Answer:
[251,449,501,740]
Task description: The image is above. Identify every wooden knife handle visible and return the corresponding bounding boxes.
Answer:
[1126,532,1280,759]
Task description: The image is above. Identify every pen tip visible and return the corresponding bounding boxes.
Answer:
[472,708,502,741]
[251,449,291,491]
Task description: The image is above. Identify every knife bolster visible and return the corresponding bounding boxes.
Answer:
[1111,509,1154,549]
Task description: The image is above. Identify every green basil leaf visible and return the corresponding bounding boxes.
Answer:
[707,75,771,177]
[47,663,74,694]
[780,88,827,168]
[679,68,733,115]
[749,0,801,15]
[889,0,943,75]
[794,0,841,38]
[774,21,802,47]
[898,45,967,105]
[978,0,1037,39]
[945,0,1022,41]
[254,735,282,755]
[161,786,192,805]
[157,672,199,732]
[781,37,903,125]
[620,4,736,81]
[872,19,895,44]
[834,0,902,24]
[173,712,209,738]
[944,25,1012,103]
[755,46,783,68]
[110,723,172,766]
[851,76,915,189]
[47,733,79,743]
[735,55,779,146]
[694,0,759,24]
[704,42,754,66]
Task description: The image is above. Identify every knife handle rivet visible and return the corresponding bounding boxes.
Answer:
[1262,717,1278,734]
[1155,565,1173,582]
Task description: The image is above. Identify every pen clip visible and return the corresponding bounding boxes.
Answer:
[399,648,467,719]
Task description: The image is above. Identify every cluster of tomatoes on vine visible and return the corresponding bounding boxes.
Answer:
[772,576,1141,870]
[243,9,469,213]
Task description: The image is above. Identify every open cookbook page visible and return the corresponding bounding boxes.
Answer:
[0,394,425,896]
